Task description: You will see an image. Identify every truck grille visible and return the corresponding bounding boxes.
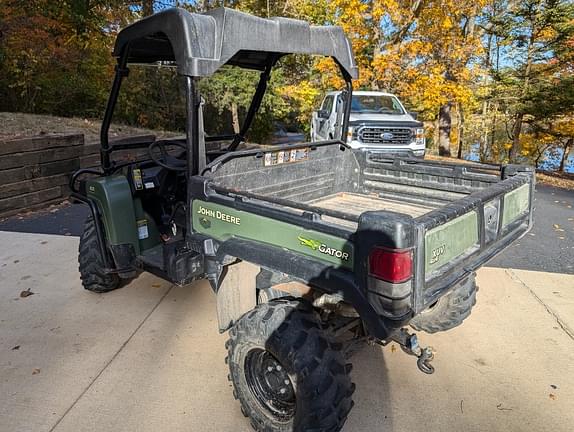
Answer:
[358,127,413,145]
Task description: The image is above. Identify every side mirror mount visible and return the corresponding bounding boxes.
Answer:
[409,111,419,120]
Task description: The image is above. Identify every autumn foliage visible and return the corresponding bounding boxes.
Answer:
[0,0,573,171]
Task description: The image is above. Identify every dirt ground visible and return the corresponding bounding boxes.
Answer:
[0,112,178,143]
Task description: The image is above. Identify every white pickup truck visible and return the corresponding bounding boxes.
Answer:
[311,90,426,157]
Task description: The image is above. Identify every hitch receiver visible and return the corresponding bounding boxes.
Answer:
[391,328,435,374]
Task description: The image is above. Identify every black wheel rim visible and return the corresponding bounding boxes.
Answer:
[244,348,296,421]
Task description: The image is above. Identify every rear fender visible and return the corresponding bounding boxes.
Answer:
[85,175,139,273]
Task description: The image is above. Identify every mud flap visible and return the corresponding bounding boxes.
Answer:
[216,261,259,332]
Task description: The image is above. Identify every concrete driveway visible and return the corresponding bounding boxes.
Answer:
[1,231,573,432]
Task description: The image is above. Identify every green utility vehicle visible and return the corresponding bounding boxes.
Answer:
[71,7,535,432]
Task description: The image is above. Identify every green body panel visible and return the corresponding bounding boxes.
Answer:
[502,183,530,228]
[86,175,140,253]
[133,198,161,252]
[424,211,479,276]
[192,200,354,269]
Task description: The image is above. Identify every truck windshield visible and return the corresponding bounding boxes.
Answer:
[351,95,404,114]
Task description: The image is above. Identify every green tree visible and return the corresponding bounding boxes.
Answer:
[487,0,574,161]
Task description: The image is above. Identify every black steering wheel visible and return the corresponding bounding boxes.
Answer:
[148,140,187,171]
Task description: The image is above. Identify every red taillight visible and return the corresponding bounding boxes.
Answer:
[368,247,412,283]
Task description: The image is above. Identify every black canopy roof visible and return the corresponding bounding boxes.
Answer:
[113,7,358,79]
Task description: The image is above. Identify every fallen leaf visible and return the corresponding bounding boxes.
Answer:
[549,393,557,400]
[391,344,397,353]
[559,237,565,240]
[496,403,512,411]
[553,224,560,229]
[32,368,41,375]
[11,345,20,350]
[550,384,557,390]
[20,289,34,298]
[152,283,161,288]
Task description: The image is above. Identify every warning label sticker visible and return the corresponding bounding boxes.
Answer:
[263,147,309,167]
[137,219,149,239]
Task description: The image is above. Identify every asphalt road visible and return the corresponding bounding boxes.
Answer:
[0,184,572,274]
[488,184,573,274]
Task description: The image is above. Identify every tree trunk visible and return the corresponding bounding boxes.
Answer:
[509,28,535,162]
[433,119,440,153]
[510,113,523,162]
[231,102,240,134]
[142,0,153,16]
[490,101,497,158]
[480,100,488,162]
[457,103,464,159]
[534,146,545,169]
[438,103,452,156]
[559,138,572,172]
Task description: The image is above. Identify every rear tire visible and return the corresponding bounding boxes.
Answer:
[226,298,355,432]
[410,275,477,334]
[78,215,120,293]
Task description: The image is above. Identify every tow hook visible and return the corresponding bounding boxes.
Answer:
[391,328,435,374]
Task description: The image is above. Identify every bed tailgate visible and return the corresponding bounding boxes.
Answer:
[414,169,534,311]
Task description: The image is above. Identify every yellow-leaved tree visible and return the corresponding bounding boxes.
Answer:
[281,0,486,154]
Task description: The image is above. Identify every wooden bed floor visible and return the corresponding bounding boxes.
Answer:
[311,192,436,220]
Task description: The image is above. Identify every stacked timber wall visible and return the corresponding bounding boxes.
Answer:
[0,134,156,217]
[0,133,229,217]
[0,134,83,217]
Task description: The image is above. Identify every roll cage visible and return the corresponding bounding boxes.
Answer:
[99,7,358,177]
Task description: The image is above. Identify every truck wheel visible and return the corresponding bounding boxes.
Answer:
[78,216,120,293]
[226,298,355,432]
[410,275,477,334]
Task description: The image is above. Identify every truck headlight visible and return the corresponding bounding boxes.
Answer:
[415,128,425,145]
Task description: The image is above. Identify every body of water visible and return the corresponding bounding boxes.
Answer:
[464,144,573,173]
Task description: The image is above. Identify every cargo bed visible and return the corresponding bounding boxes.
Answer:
[192,141,534,337]
[309,192,436,229]
[204,144,502,232]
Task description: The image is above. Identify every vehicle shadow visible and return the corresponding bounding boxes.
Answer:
[345,343,394,431]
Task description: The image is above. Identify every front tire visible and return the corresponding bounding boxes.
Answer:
[78,215,120,293]
[410,274,477,333]
[226,298,355,432]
